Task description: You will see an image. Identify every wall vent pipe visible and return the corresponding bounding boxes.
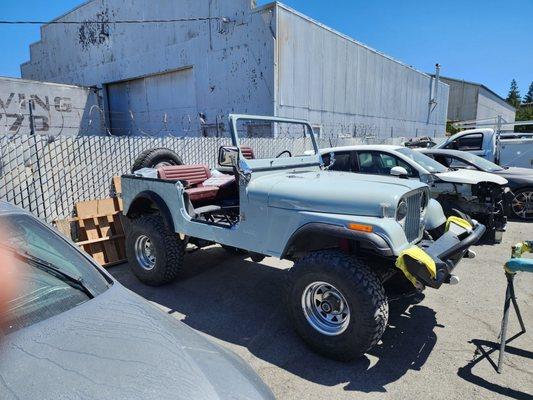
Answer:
[433,63,441,104]
[428,64,440,123]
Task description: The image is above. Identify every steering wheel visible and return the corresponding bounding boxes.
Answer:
[276,150,292,158]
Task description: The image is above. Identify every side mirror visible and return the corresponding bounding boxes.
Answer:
[390,166,409,178]
[218,146,239,167]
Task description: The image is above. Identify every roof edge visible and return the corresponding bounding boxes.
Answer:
[274,2,435,79]
[48,0,96,24]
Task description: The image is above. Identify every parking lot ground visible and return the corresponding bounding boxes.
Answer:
[110,221,533,400]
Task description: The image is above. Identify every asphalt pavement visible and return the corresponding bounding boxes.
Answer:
[110,221,533,400]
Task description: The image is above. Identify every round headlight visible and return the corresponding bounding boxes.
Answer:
[396,200,408,223]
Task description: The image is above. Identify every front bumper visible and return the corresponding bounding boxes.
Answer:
[396,218,486,289]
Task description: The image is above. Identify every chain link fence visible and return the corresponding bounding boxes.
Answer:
[3,133,406,222]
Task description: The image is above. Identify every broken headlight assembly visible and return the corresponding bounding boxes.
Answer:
[396,199,408,227]
[420,191,429,217]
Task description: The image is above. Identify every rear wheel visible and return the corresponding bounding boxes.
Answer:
[131,148,183,172]
[125,215,186,286]
[510,188,533,220]
[287,250,388,361]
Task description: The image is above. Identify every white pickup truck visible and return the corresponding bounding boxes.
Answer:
[434,128,533,168]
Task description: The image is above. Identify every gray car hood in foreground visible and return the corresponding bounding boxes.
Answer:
[0,284,273,400]
[248,170,426,217]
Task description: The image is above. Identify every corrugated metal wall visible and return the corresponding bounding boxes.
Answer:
[442,77,516,123]
[274,5,449,138]
[477,88,516,123]
[443,78,479,122]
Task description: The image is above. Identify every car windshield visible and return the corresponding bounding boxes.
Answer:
[234,118,317,160]
[0,214,110,333]
[396,147,448,173]
[451,152,504,172]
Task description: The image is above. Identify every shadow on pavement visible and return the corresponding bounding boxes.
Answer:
[112,247,440,394]
[457,335,533,400]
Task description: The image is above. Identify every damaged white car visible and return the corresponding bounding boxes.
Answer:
[319,145,511,242]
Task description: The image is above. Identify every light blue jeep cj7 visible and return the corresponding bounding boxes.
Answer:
[121,115,485,360]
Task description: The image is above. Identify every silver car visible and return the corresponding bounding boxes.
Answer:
[0,201,273,400]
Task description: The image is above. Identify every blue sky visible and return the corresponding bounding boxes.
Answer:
[1,0,532,98]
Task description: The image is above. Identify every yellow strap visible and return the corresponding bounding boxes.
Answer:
[445,216,472,232]
[395,246,437,287]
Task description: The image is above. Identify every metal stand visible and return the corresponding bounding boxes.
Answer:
[497,273,527,373]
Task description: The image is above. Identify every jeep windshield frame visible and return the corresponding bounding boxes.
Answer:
[228,114,322,172]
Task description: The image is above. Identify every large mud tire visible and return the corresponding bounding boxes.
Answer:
[287,250,388,361]
[126,215,186,286]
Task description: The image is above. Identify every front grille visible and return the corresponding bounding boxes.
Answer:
[404,190,423,243]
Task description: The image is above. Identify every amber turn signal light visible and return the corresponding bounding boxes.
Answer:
[347,223,373,233]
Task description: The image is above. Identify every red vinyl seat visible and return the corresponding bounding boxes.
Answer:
[184,186,219,202]
[158,164,211,184]
[240,146,255,160]
[158,164,219,202]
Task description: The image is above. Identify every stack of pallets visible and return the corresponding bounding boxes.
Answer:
[54,176,126,268]
[73,197,126,267]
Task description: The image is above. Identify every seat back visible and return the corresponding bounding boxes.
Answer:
[158,164,211,185]
[240,146,255,160]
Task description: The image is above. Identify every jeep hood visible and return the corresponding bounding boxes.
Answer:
[248,170,425,216]
[434,169,508,186]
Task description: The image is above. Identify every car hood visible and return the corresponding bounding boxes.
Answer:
[247,170,426,216]
[0,284,273,400]
[434,169,508,186]
[495,167,533,178]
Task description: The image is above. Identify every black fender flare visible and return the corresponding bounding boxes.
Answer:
[281,222,393,259]
[126,191,175,232]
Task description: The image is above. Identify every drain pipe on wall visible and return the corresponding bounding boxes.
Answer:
[433,63,441,104]
[427,63,441,124]
[430,63,441,107]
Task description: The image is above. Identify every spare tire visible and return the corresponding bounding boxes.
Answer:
[131,148,183,172]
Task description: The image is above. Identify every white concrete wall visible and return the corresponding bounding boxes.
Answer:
[21,0,275,136]
[274,4,449,138]
[0,77,101,136]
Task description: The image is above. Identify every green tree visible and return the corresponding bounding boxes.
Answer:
[446,121,460,135]
[515,106,533,132]
[506,79,521,108]
[524,82,533,104]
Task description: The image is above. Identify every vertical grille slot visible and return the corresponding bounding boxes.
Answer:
[404,191,422,243]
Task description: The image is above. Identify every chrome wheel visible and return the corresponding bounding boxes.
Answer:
[511,190,533,220]
[134,235,156,271]
[301,281,350,336]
